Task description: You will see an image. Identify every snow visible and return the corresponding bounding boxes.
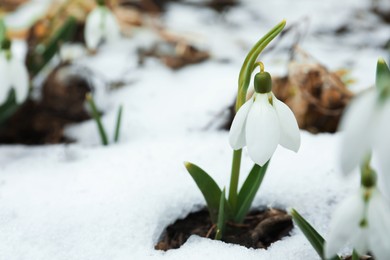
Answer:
[1,0,389,259]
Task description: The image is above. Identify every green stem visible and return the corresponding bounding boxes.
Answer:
[228,149,242,212]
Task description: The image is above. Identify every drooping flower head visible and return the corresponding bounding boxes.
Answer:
[0,38,29,104]
[325,187,390,260]
[339,58,390,192]
[229,70,300,166]
[84,0,121,50]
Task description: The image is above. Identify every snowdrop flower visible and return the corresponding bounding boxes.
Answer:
[0,43,29,104]
[84,2,121,50]
[229,71,300,166]
[325,188,390,260]
[59,43,87,62]
[339,59,390,190]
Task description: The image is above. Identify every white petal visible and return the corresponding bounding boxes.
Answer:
[0,55,11,104]
[229,97,253,150]
[272,93,300,152]
[339,90,377,174]
[324,190,365,258]
[102,8,121,43]
[350,228,369,256]
[367,190,390,260]
[84,7,104,50]
[374,100,390,195]
[245,94,279,166]
[59,43,86,62]
[9,57,29,103]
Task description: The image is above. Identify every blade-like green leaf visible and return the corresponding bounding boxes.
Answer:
[0,18,6,47]
[215,188,226,240]
[234,161,269,223]
[184,162,222,223]
[290,208,341,260]
[236,20,286,109]
[114,105,123,143]
[0,89,19,125]
[376,58,390,100]
[27,16,77,76]
[352,250,359,260]
[86,93,109,146]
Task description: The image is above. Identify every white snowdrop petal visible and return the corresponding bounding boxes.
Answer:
[0,55,11,104]
[229,97,253,150]
[350,228,369,256]
[367,190,390,260]
[325,190,365,258]
[103,9,121,43]
[339,90,377,174]
[85,7,104,50]
[272,94,300,152]
[245,94,279,166]
[374,100,390,194]
[9,57,29,103]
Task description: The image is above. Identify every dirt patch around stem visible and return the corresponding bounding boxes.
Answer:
[155,208,293,251]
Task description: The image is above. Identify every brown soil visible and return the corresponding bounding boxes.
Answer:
[0,63,93,145]
[139,41,210,70]
[155,208,293,251]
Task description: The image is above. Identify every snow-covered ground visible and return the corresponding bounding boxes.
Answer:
[1,0,389,259]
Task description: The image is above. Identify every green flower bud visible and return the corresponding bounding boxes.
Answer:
[1,38,11,50]
[254,71,272,94]
[376,58,390,101]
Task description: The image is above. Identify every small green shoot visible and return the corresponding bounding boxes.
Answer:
[114,105,123,143]
[215,188,226,240]
[86,93,123,146]
[0,90,18,125]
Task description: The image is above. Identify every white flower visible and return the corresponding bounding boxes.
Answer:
[325,188,390,260]
[0,52,29,104]
[84,6,121,50]
[339,89,390,192]
[59,43,86,62]
[229,92,300,166]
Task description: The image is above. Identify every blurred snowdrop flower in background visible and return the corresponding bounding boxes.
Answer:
[339,59,390,191]
[229,71,300,166]
[325,188,390,260]
[59,43,87,62]
[0,41,29,104]
[84,2,121,50]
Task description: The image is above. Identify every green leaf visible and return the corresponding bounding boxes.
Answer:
[86,93,109,146]
[0,89,19,125]
[376,58,390,100]
[0,18,6,47]
[236,20,286,109]
[352,250,359,260]
[215,188,226,240]
[234,161,269,223]
[184,162,222,223]
[27,16,77,76]
[114,105,123,143]
[290,209,341,260]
